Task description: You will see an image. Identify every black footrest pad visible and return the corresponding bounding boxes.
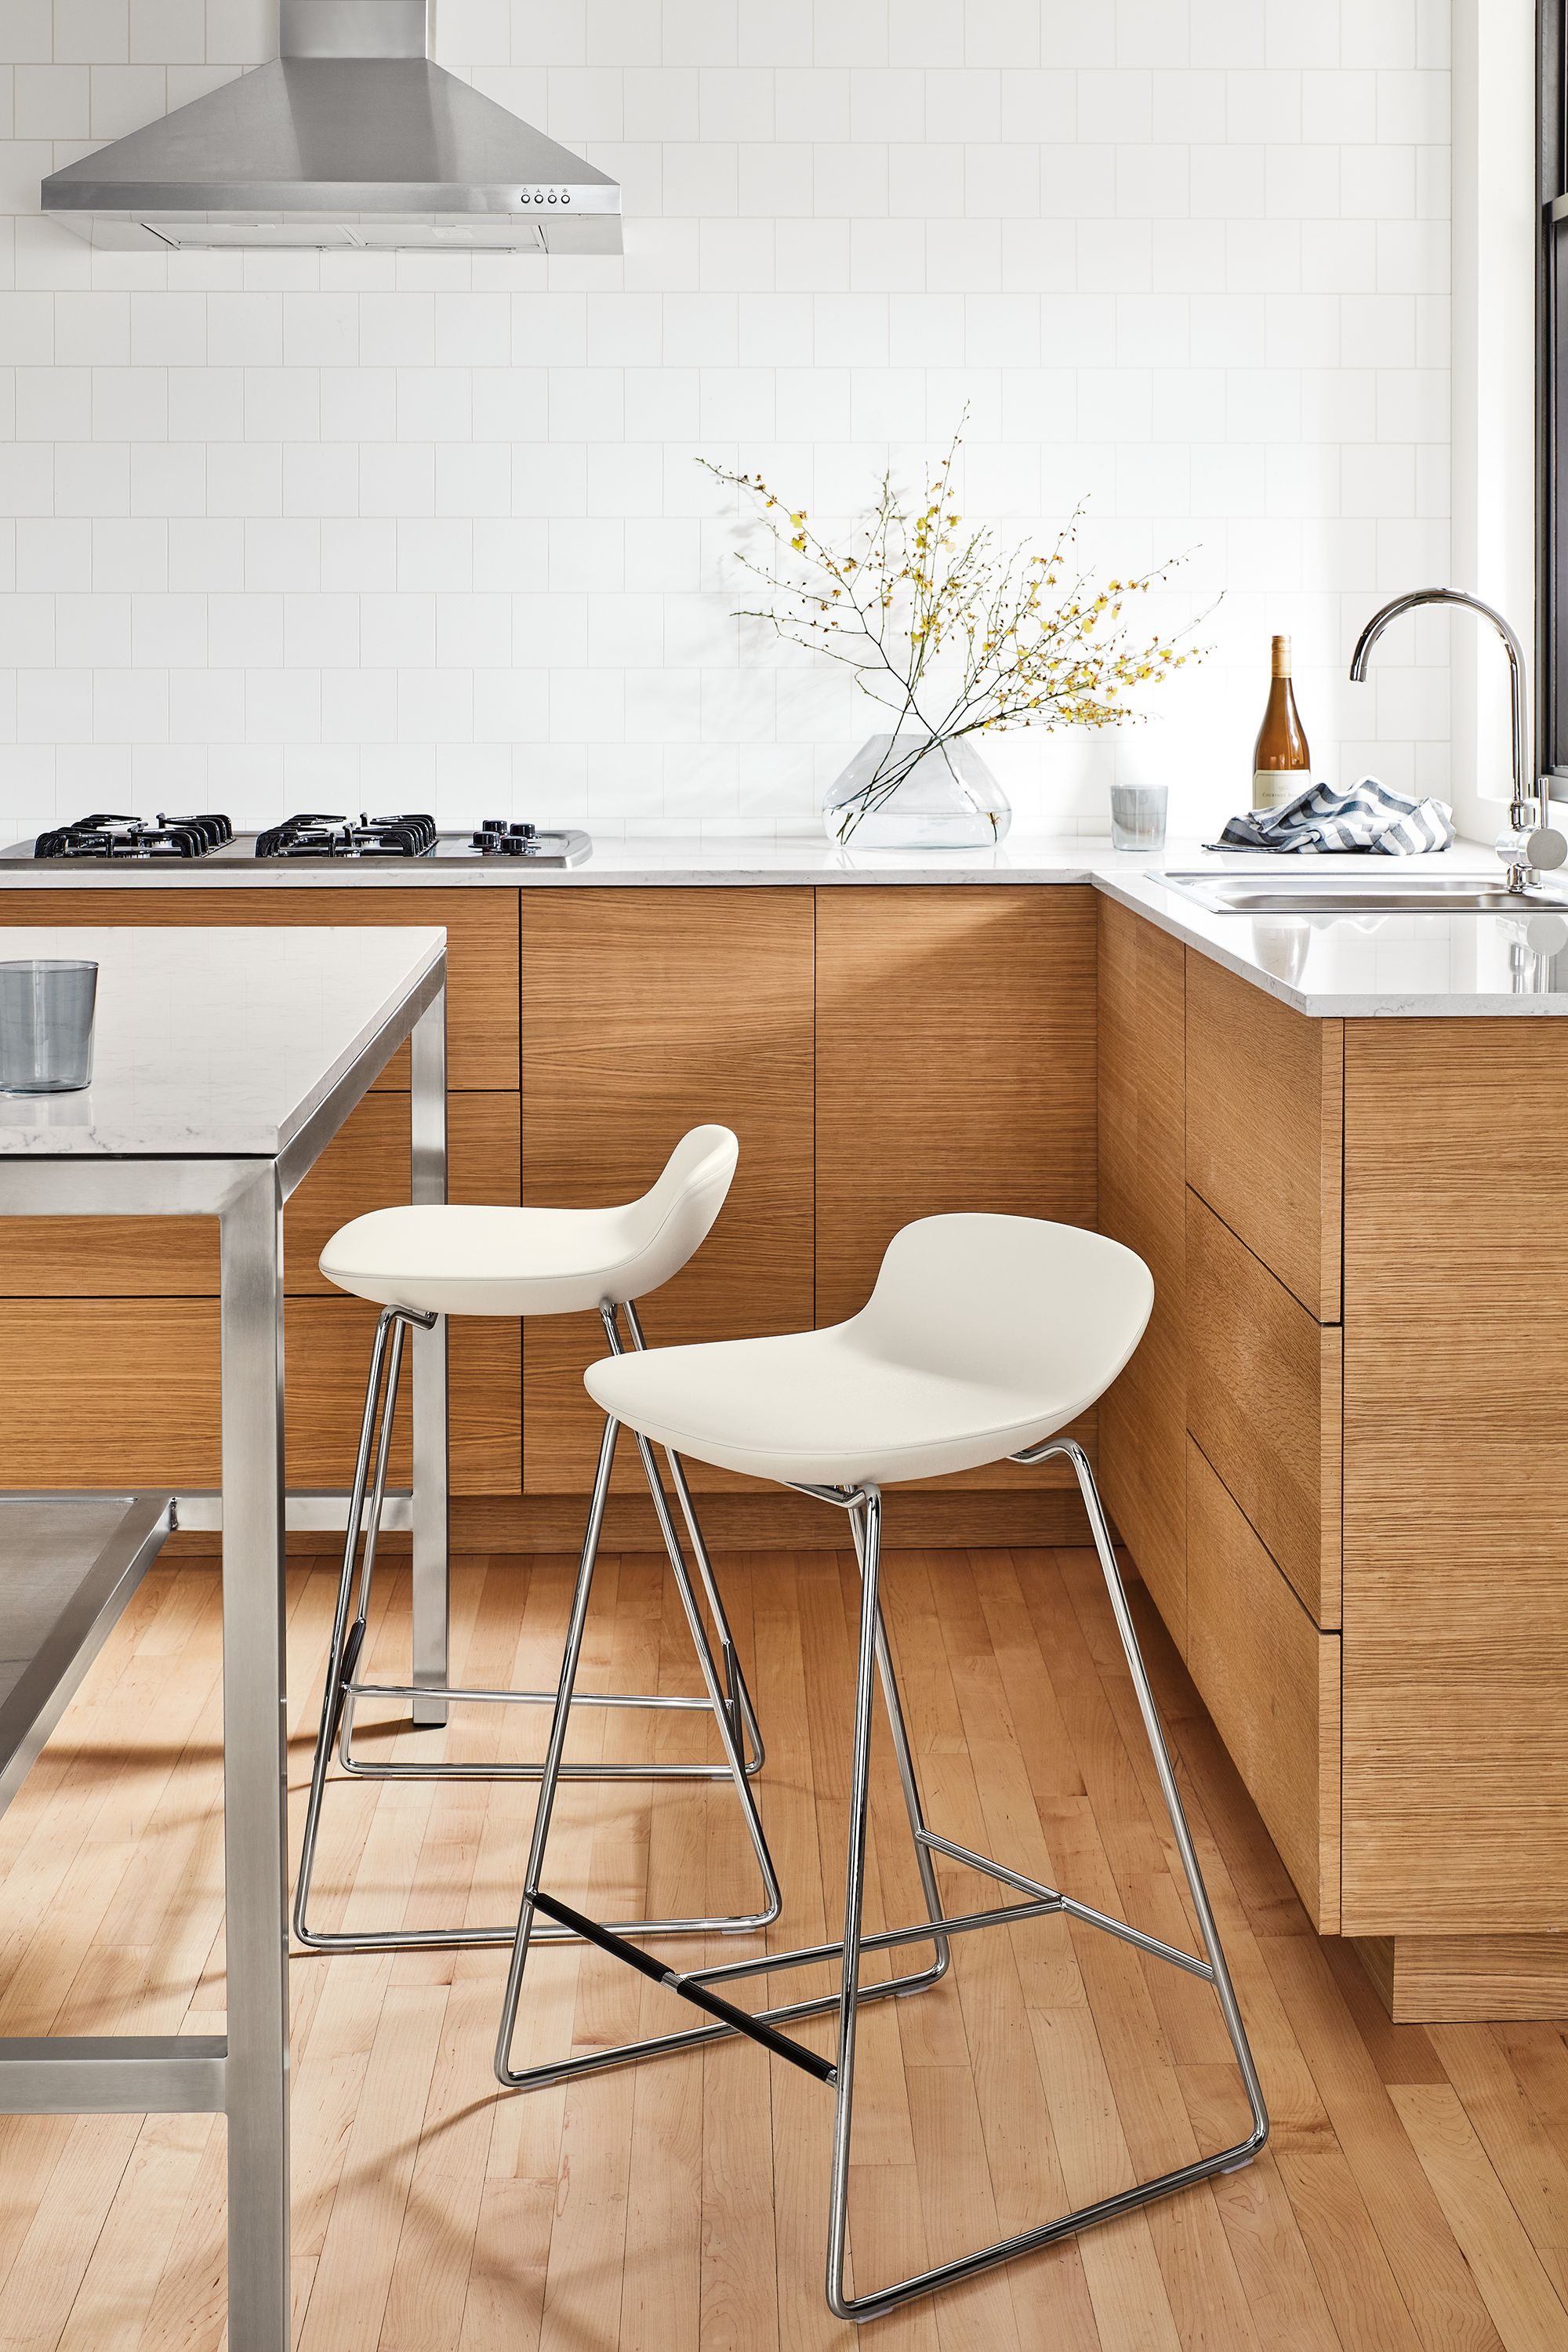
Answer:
[529,1888,836,2085]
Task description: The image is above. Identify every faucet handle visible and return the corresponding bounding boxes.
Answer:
[1497,782,1566,873]
[1494,827,1563,877]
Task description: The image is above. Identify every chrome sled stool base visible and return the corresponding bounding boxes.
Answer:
[293,1299,780,1954]
[492,1446,1268,2324]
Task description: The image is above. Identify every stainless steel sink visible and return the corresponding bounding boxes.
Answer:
[1154,870,1568,916]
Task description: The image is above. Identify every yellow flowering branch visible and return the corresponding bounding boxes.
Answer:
[700,417,1207,840]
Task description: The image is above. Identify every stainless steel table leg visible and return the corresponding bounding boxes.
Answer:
[409,982,449,1728]
[220,1167,290,2352]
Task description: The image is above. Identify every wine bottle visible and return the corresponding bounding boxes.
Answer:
[1252,634,1311,811]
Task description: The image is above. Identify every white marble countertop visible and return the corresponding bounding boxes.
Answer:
[0,927,444,1156]
[5,833,1568,1016]
[1093,841,1568,1018]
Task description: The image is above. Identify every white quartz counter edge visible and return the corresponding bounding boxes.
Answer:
[1089,872,1568,1018]
[0,837,1101,888]
[7,834,1567,1017]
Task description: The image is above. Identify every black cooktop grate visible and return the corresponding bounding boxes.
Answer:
[34,812,234,860]
[253,813,438,860]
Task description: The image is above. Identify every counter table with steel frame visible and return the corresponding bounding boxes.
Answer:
[0,923,450,2352]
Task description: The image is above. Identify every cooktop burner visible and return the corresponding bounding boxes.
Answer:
[255,812,439,860]
[34,811,234,860]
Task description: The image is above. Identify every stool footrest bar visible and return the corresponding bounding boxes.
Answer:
[347,1679,719,1712]
[528,1890,837,2085]
[916,1829,1216,1982]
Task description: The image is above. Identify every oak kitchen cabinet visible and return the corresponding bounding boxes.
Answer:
[1098,892,1568,2020]
[0,880,1098,1550]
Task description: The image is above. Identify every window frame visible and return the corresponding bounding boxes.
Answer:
[1541,0,1567,777]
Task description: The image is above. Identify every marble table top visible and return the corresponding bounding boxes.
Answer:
[0,926,444,1156]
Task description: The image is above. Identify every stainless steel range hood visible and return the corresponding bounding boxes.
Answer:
[41,0,621,254]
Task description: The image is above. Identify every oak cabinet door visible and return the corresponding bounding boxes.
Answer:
[518,889,815,1494]
[1341,1019,1568,1935]
[815,885,1098,1495]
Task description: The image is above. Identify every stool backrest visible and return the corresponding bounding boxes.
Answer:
[852,1213,1153,1410]
[612,1124,739,1301]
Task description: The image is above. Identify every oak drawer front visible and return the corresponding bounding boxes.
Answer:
[0,1298,518,1497]
[1186,1191,1341,1625]
[1185,952,1342,1320]
[1186,1439,1341,1932]
[0,887,521,1091]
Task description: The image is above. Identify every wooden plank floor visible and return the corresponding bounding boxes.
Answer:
[0,1544,1565,2350]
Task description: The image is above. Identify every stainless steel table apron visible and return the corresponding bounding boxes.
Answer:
[0,956,448,2352]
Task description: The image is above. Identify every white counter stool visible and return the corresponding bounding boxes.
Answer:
[293,1124,781,1954]
[492,1212,1268,2323]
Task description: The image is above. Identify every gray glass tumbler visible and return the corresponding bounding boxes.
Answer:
[0,959,99,1093]
[1109,782,1169,851]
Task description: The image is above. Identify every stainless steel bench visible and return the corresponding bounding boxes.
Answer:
[0,1495,226,2111]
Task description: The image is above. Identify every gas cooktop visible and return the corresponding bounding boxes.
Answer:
[3,813,591,867]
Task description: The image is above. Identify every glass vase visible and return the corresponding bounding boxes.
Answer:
[822,730,1012,850]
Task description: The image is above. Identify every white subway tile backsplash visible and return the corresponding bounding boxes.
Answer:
[437,444,510,517]
[16,65,90,140]
[1340,289,1416,368]
[1340,142,1416,220]
[19,517,90,590]
[206,441,282,516]
[1263,5,1339,72]
[18,367,92,441]
[167,366,242,441]
[53,441,129,514]
[129,0,203,64]
[162,704,227,778]
[88,61,164,137]
[0,0,1454,838]
[1341,1,1417,73]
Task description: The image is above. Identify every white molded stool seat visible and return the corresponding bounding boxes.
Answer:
[320,1124,738,1318]
[495,1207,1267,2326]
[584,1213,1153,1486]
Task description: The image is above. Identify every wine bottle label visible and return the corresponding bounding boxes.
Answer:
[1253,768,1307,812]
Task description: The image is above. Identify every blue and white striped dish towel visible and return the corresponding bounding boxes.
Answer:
[1208,777,1454,855]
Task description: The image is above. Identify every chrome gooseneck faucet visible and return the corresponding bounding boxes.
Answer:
[1348,587,1566,891]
